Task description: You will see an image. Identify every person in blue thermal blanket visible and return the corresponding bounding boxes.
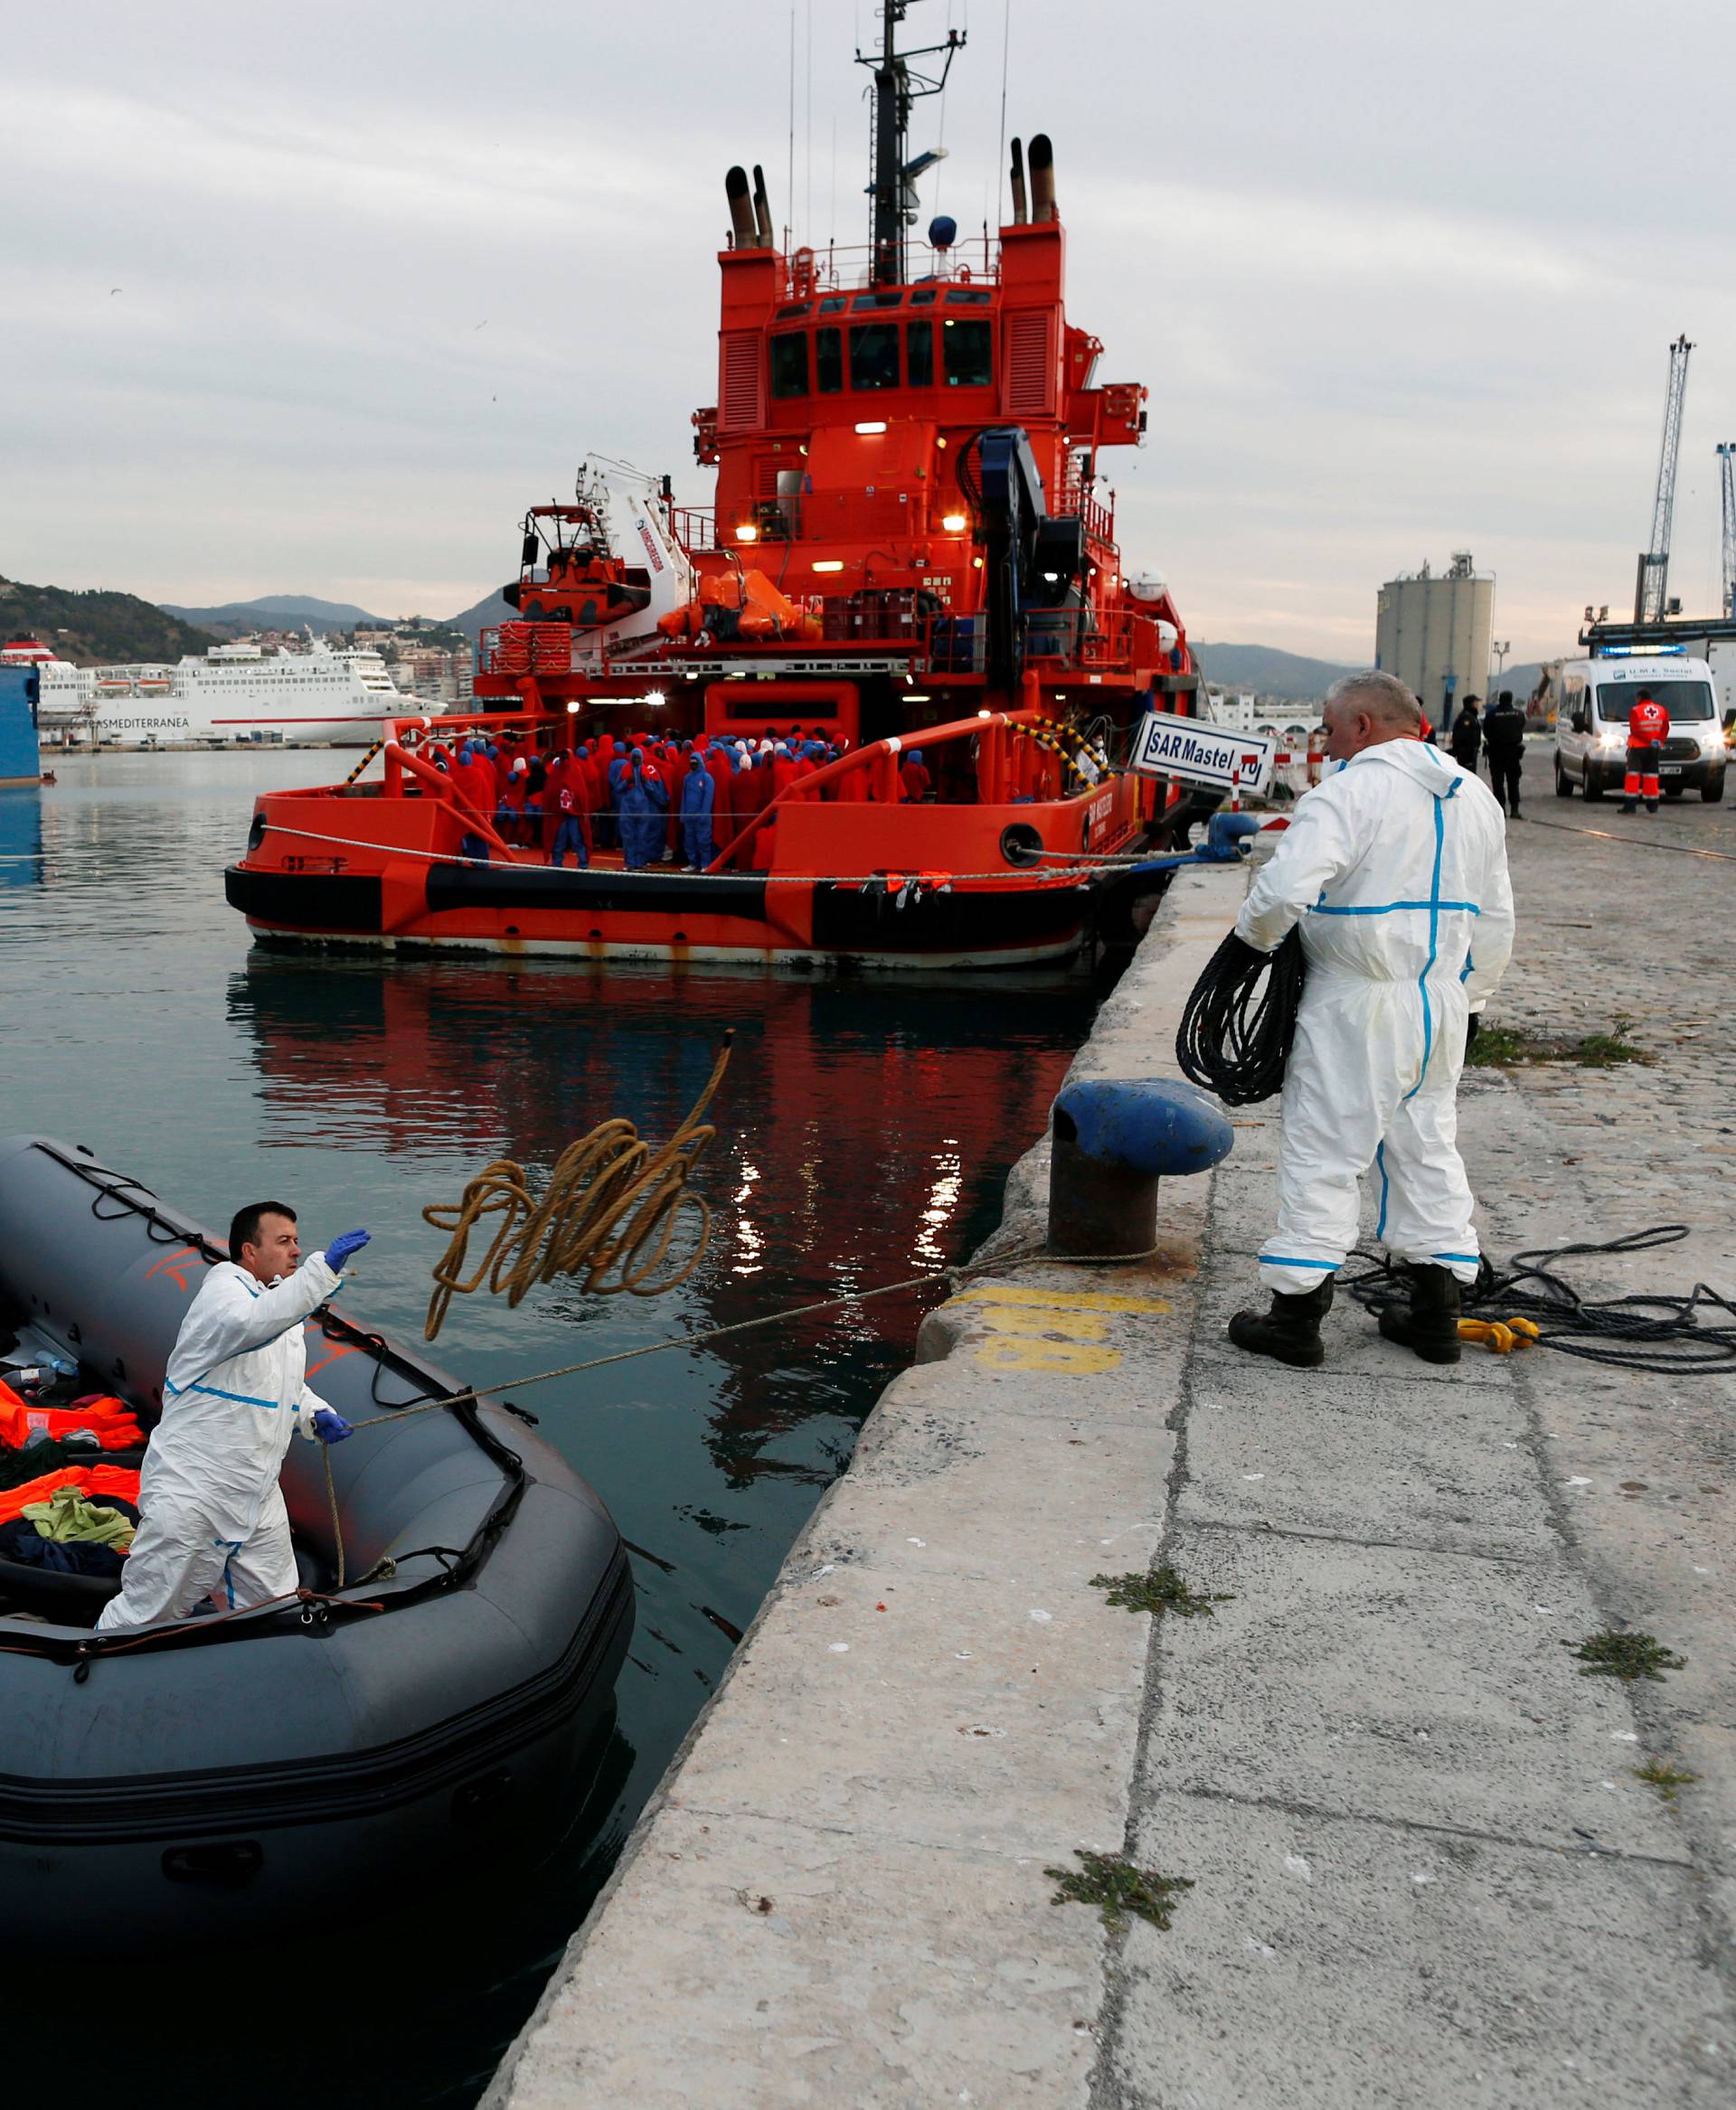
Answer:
[618,749,669,870]
[680,751,717,870]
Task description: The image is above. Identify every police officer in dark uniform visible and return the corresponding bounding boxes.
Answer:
[1482,690,1526,818]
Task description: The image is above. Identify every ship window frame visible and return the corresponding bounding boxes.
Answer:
[769,331,811,400]
[853,290,903,311]
[909,288,939,306]
[815,325,844,394]
[776,301,811,319]
[945,287,994,306]
[849,321,901,391]
[905,319,934,388]
[816,295,847,314]
[942,317,994,388]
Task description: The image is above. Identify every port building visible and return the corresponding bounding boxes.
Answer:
[1375,553,1495,724]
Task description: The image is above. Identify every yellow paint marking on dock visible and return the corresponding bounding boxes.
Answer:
[956,1285,1171,1316]
[975,1306,1110,1341]
[974,1339,1123,1375]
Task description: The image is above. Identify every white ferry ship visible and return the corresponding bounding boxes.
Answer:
[0,636,425,749]
[1200,686,1326,748]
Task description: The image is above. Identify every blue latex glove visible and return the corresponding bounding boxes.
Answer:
[312,1408,353,1444]
[324,1229,370,1270]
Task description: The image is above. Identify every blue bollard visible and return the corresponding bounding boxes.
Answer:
[1048,1077,1233,1257]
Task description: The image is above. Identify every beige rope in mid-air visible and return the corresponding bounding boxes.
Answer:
[420,1033,733,1342]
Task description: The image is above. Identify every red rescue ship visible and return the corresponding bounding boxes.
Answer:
[226,2,1203,970]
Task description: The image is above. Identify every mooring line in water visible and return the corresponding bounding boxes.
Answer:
[70,1238,1158,1655]
[354,1242,1155,1428]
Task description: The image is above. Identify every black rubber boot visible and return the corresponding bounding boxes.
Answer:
[1618,801,1637,815]
[1377,1263,1463,1364]
[1227,1278,1334,1369]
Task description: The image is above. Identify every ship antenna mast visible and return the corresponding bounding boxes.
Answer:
[857,0,965,287]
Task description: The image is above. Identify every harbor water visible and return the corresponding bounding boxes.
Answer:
[0,751,1097,2107]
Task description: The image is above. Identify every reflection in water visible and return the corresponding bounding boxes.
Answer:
[0,788,42,889]
[0,753,1096,2107]
[227,954,1085,1498]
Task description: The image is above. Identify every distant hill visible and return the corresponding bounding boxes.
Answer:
[1194,643,1360,701]
[0,574,217,666]
[447,588,514,643]
[160,594,391,638]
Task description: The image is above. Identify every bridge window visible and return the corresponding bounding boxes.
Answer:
[850,322,901,390]
[853,290,902,310]
[942,318,993,388]
[945,287,993,306]
[910,288,938,306]
[815,326,844,393]
[816,295,846,314]
[769,333,810,399]
[906,320,934,388]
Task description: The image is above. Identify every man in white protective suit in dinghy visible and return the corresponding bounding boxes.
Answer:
[96,1204,368,1630]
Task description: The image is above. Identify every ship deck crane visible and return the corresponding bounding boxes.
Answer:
[1719,441,1736,621]
[1634,334,1693,624]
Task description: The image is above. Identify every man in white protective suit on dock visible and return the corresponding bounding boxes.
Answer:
[96,1205,369,1630]
[1225,670,1514,1370]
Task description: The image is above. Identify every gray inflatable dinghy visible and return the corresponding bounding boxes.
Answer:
[0,1135,632,1944]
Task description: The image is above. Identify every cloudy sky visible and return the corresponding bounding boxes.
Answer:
[6,0,1736,660]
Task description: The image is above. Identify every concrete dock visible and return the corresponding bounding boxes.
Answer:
[488,749,1734,2107]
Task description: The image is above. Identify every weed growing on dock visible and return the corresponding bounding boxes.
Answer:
[1090,1568,1233,1619]
[1046,1850,1193,1932]
[1467,1013,1650,1069]
[1632,1759,1698,1801]
[1564,1629,1685,1681]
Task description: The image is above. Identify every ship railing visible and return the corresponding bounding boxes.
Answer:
[706,692,1086,875]
[666,504,718,556]
[1023,607,1140,674]
[602,608,991,676]
[1057,483,1117,551]
[479,606,1143,683]
[378,739,519,859]
[775,237,1002,299]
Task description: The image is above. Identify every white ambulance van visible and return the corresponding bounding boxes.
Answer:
[1552,652,1725,802]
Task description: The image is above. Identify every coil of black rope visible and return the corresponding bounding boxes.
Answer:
[1175,928,1307,1107]
[1343,1226,1736,1376]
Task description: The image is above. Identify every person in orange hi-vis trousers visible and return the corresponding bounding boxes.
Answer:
[1620,689,1671,815]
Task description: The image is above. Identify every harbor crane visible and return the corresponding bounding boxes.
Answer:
[1720,441,1736,620]
[1633,334,1693,623]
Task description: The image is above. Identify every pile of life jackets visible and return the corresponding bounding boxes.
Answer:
[0,1379,146,1578]
[0,1380,143,1455]
[0,1466,142,1578]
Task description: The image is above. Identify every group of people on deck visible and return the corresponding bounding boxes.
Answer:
[417,728,936,872]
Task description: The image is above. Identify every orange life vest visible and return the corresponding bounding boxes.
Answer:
[0,1390,144,1452]
[0,1464,142,1529]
